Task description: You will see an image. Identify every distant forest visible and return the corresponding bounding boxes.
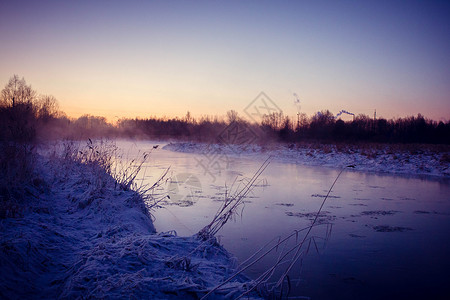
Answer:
[1,75,449,145]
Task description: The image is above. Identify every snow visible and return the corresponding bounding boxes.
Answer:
[163,142,450,178]
[0,152,259,299]
[2,140,447,298]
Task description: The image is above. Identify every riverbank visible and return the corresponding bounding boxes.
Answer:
[0,150,256,299]
[163,142,450,178]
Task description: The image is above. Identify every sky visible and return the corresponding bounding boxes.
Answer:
[1,0,449,122]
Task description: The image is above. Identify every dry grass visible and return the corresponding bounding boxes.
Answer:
[61,139,170,213]
[196,157,271,241]
[0,142,41,218]
[201,164,354,299]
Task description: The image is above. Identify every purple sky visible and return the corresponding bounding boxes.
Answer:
[1,0,449,121]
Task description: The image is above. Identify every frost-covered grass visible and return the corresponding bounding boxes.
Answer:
[0,142,40,218]
[1,140,368,299]
[0,141,260,299]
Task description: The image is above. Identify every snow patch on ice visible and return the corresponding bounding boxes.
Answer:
[163,142,450,178]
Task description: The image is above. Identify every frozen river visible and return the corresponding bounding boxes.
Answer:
[117,140,450,299]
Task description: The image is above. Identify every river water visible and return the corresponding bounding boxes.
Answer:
[117,140,450,299]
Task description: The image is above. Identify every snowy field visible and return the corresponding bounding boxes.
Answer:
[164,142,450,178]
[0,149,260,299]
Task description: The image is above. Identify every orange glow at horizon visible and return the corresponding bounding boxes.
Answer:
[1,1,449,123]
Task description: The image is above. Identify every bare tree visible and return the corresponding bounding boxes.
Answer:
[311,110,335,125]
[0,75,37,107]
[262,112,284,130]
[226,109,239,124]
[37,94,59,121]
[296,112,308,131]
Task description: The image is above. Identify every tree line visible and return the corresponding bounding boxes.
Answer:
[1,75,449,145]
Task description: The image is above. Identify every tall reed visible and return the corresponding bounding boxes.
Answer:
[201,165,354,299]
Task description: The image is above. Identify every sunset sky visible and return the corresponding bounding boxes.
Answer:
[1,0,449,122]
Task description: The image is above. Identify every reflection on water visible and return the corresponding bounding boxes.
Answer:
[117,140,450,299]
[166,173,202,207]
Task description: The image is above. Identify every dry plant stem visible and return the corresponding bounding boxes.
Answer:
[198,156,272,239]
[137,167,171,210]
[272,166,353,289]
[61,140,169,211]
[200,225,325,299]
[250,165,353,298]
[236,235,318,299]
[201,164,353,299]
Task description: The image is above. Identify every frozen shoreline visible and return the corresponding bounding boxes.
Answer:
[163,142,450,178]
[0,153,257,299]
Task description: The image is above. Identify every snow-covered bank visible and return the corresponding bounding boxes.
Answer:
[164,142,450,178]
[0,153,256,299]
